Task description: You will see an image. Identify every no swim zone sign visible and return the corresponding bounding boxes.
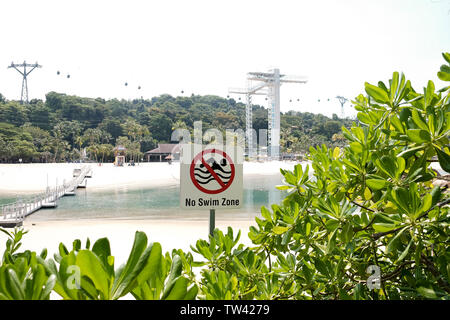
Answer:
[180,144,243,209]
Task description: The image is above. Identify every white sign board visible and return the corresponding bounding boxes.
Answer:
[180,144,243,209]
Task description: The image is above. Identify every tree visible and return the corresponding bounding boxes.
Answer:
[147,113,172,142]
[82,128,102,146]
[22,125,54,162]
[51,138,70,162]
[323,120,341,138]
[98,144,114,163]
[87,144,99,162]
[28,103,54,131]
[53,120,82,148]
[0,102,28,126]
[123,119,149,142]
[99,118,123,141]
[75,135,85,160]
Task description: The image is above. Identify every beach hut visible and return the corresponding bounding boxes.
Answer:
[145,144,180,162]
[113,145,126,166]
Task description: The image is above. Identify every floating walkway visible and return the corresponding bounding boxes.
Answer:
[0,165,92,228]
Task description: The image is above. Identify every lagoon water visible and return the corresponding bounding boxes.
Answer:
[1,173,285,222]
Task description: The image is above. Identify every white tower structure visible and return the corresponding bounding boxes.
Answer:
[335,96,348,119]
[229,68,307,159]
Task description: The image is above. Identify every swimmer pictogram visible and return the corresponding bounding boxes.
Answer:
[190,149,235,194]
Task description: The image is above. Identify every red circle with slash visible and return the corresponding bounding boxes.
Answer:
[190,149,235,194]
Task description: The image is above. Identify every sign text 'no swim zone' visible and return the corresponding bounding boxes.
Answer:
[180,144,243,209]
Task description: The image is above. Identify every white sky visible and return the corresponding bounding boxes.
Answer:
[0,0,449,118]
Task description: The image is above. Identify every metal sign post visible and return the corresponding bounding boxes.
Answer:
[209,209,215,237]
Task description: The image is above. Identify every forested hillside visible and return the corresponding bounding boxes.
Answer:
[0,92,351,162]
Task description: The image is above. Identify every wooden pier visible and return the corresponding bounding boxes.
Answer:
[0,165,92,228]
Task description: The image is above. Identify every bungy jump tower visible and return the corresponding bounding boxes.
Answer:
[229,69,307,160]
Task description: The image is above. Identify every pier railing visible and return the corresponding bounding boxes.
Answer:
[0,165,92,226]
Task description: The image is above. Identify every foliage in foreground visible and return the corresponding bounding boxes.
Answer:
[0,53,449,300]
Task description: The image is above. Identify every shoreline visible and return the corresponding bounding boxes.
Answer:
[0,161,294,262]
[0,160,301,195]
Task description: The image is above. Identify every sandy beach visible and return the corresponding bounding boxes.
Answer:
[0,160,299,194]
[0,161,301,264]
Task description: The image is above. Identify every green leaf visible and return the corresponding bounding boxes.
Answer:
[366,179,388,190]
[364,187,372,200]
[58,243,69,257]
[430,185,442,206]
[314,258,329,277]
[342,223,353,243]
[417,287,439,299]
[92,238,113,275]
[136,242,162,286]
[184,284,198,300]
[357,112,372,124]
[438,71,450,81]
[272,226,290,235]
[365,82,390,104]
[112,231,150,299]
[443,52,450,64]
[6,269,24,300]
[161,255,183,300]
[424,80,435,107]
[411,109,428,131]
[396,157,405,178]
[326,229,338,255]
[396,238,413,263]
[406,129,431,143]
[379,155,397,178]
[435,147,450,173]
[399,108,412,122]
[163,277,189,300]
[305,223,311,236]
[373,223,399,233]
[440,64,450,74]
[333,147,340,159]
[76,250,110,299]
[261,206,272,222]
[417,193,432,218]
[397,145,425,159]
[385,227,407,255]
[41,274,56,300]
[350,142,363,153]
[390,71,399,102]
[275,185,291,191]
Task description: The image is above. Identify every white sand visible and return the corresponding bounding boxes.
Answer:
[0,161,301,264]
[0,161,299,194]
